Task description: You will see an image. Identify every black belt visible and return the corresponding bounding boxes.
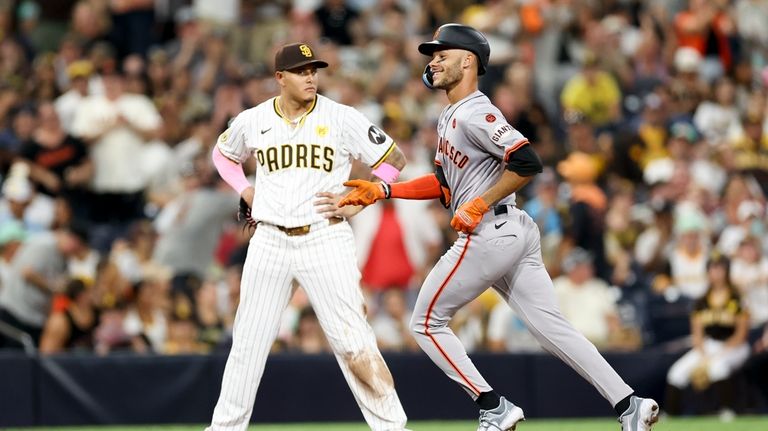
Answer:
[494,205,513,216]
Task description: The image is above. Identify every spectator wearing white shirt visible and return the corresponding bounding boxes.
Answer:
[123,277,168,354]
[370,289,418,352]
[0,163,56,233]
[693,77,741,146]
[717,199,763,257]
[669,205,710,300]
[71,70,162,251]
[487,302,542,353]
[554,248,621,348]
[54,60,92,134]
[730,236,768,328]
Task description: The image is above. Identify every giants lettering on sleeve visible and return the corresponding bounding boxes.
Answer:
[491,124,514,143]
[437,137,469,168]
[255,144,334,173]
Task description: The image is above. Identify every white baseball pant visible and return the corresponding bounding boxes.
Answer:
[207,221,407,430]
[667,338,750,388]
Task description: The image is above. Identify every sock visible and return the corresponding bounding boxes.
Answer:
[614,393,634,416]
[476,391,501,410]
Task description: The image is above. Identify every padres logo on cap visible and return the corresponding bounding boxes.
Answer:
[299,44,313,57]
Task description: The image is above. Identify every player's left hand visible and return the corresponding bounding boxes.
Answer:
[315,192,364,219]
[450,196,489,234]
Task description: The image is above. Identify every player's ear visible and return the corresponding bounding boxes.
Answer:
[462,53,473,72]
[275,71,285,86]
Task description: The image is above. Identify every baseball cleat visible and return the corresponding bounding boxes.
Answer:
[618,396,659,431]
[477,396,525,431]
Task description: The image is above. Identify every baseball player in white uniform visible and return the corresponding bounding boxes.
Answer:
[340,24,659,431]
[207,43,408,431]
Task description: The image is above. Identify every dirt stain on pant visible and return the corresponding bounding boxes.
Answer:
[346,350,395,398]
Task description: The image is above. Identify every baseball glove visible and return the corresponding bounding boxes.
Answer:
[238,197,258,232]
[690,359,711,391]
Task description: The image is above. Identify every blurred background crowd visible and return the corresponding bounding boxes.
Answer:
[0,1,767,407]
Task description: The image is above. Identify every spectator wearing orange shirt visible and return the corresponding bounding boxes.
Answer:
[674,0,736,83]
[39,278,98,354]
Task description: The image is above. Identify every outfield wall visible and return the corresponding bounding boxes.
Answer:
[0,351,679,426]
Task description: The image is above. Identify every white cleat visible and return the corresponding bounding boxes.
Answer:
[618,396,659,431]
[477,396,525,431]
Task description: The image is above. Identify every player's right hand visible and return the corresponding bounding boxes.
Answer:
[339,180,385,207]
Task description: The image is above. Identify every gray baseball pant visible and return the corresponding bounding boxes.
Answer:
[409,205,633,405]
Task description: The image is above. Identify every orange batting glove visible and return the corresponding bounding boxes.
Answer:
[339,180,386,207]
[450,196,489,234]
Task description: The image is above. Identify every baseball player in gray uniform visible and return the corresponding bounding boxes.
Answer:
[208,43,409,431]
[340,24,659,431]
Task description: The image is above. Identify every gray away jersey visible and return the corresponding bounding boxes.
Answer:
[435,90,529,213]
[217,95,396,228]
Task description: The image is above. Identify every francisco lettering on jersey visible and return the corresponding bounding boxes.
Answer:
[437,136,469,168]
[254,144,335,173]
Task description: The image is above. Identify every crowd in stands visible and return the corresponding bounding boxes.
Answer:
[0,1,767,410]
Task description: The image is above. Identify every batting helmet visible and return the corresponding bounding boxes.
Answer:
[418,23,490,76]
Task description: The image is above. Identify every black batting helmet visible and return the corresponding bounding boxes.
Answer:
[418,23,490,75]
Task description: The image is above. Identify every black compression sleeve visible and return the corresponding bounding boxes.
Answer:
[434,164,452,208]
[505,144,543,176]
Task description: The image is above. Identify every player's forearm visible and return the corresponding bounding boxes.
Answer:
[479,170,534,207]
[211,146,251,196]
[725,315,749,348]
[22,268,54,293]
[371,145,407,183]
[691,316,705,350]
[383,145,407,171]
[388,174,443,200]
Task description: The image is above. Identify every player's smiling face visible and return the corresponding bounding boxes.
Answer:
[278,65,319,103]
[428,49,469,89]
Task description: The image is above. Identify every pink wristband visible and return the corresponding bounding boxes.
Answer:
[371,162,400,183]
[211,146,251,195]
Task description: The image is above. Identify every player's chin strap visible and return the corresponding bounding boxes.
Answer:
[422,65,436,89]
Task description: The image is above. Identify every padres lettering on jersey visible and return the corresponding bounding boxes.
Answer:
[435,91,528,211]
[216,94,396,228]
[254,144,335,173]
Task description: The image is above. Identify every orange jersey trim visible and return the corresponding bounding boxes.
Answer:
[371,141,396,169]
[503,139,530,162]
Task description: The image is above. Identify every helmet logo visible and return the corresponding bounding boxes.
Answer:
[299,44,313,57]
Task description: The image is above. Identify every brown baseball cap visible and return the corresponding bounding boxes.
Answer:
[274,43,329,72]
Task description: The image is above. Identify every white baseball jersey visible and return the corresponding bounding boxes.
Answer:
[217,94,396,228]
[208,94,407,431]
